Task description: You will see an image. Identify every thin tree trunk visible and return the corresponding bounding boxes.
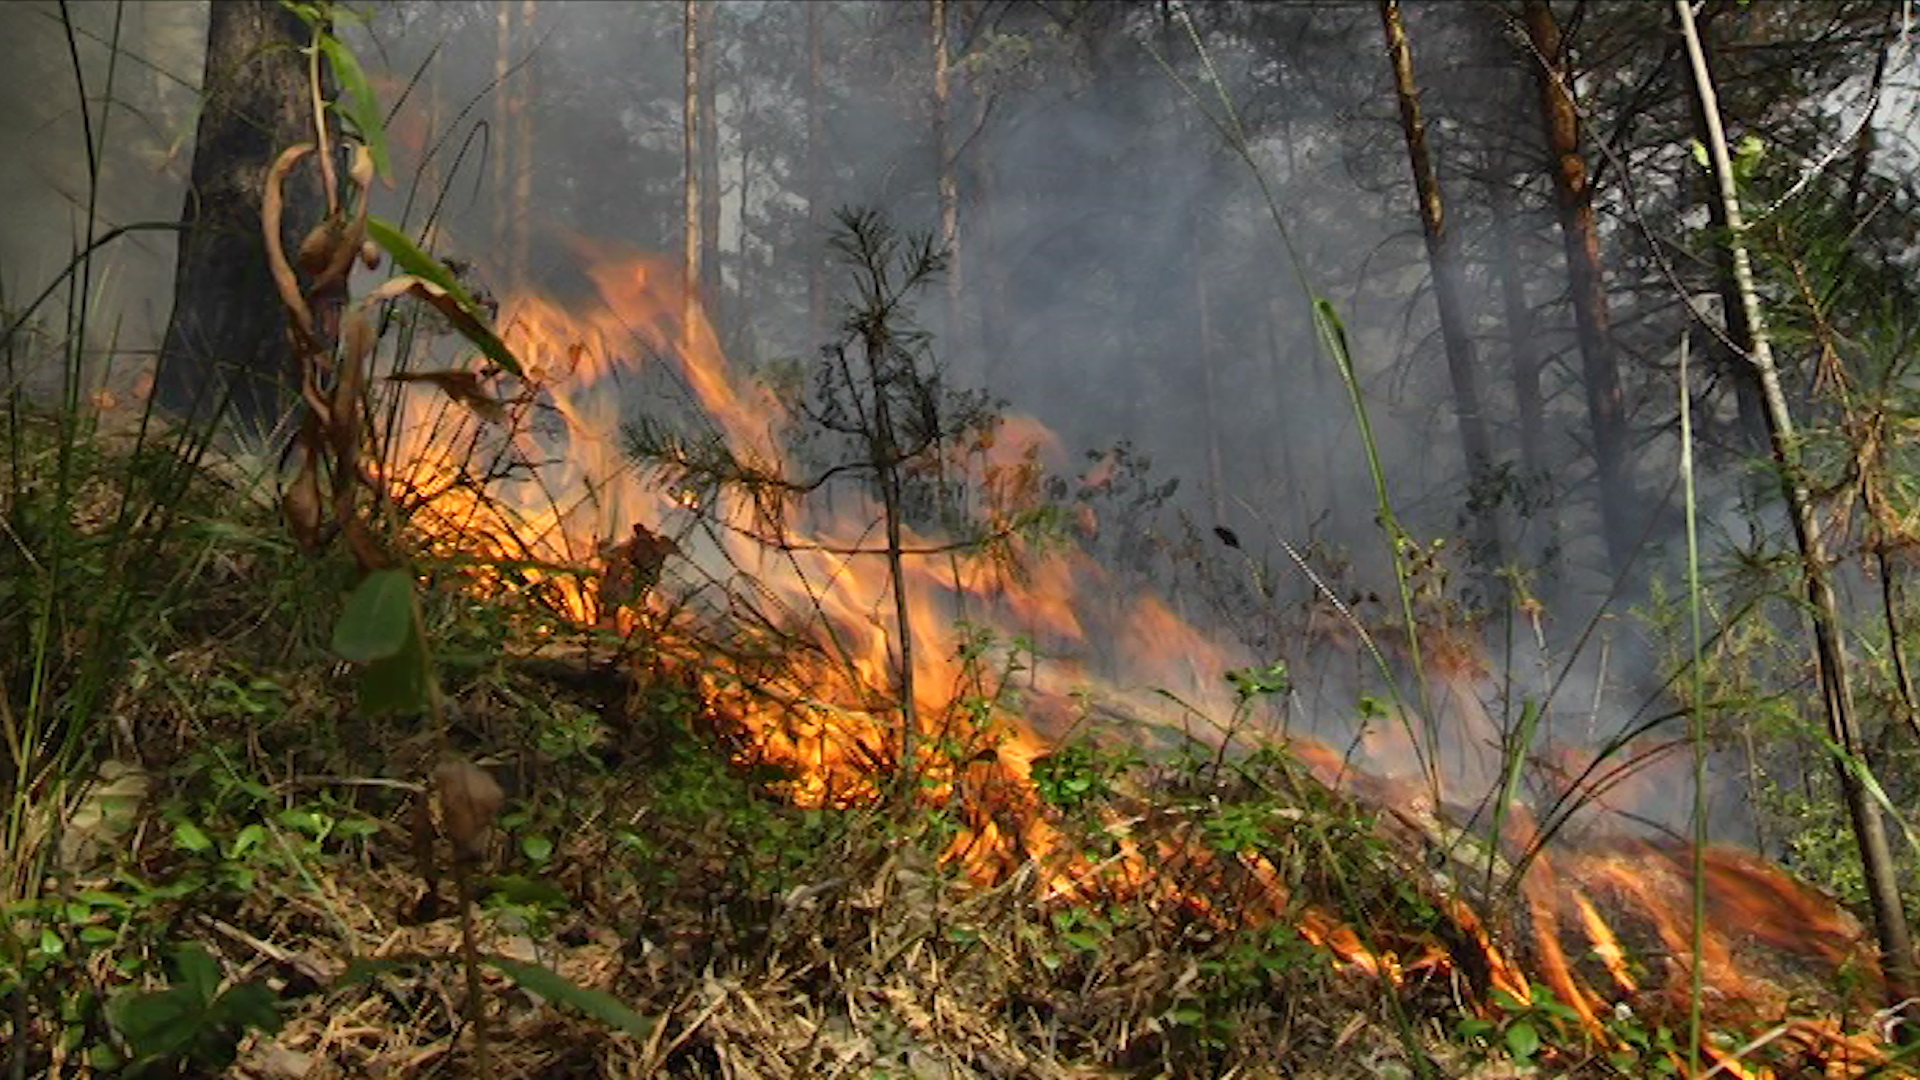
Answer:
[682,0,701,343]
[492,0,510,265]
[805,1,825,348]
[155,0,327,435]
[1676,0,1919,1031]
[1379,0,1503,575]
[699,5,721,334]
[1485,171,1543,474]
[1522,0,1635,577]
[1675,5,1764,454]
[931,0,961,349]
[510,0,534,289]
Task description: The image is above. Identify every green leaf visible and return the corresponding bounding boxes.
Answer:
[520,834,554,864]
[172,820,213,854]
[485,956,654,1039]
[317,35,390,182]
[332,568,415,663]
[229,823,267,859]
[1505,1020,1540,1061]
[365,217,523,376]
[359,621,431,715]
[172,943,222,1002]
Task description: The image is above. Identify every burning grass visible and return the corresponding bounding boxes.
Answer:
[3,230,1914,1076]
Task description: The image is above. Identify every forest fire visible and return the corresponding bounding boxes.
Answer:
[378,242,1897,1075]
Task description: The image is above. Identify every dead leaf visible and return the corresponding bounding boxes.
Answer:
[283,454,324,551]
[435,759,504,862]
[389,368,507,424]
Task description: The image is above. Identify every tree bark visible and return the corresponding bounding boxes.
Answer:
[682,0,701,344]
[698,4,722,334]
[155,0,326,436]
[931,0,962,350]
[805,1,825,349]
[1675,5,1764,454]
[1676,0,1919,1033]
[1379,0,1503,575]
[511,0,535,290]
[492,0,510,262]
[1522,0,1635,577]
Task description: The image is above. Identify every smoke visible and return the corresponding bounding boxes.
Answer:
[1,0,1822,842]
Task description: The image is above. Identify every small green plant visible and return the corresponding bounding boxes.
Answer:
[1031,737,1136,813]
[1453,983,1582,1067]
[106,943,282,1076]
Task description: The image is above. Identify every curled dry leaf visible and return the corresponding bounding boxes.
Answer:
[388,369,506,424]
[435,759,504,862]
[297,212,352,277]
[341,516,392,572]
[261,143,317,339]
[348,141,375,190]
[283,454,325,551]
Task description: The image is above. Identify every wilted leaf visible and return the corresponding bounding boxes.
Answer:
[365,218,522,376]
[389,368,507,424]
[283,452,324,551]
[332,568,414,663]
[435,759,504,861]
[296,212,353,277]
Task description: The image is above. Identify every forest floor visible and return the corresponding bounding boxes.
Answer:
[1,417,1909,1079]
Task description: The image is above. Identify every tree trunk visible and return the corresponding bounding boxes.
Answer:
[1673,5,1764,455]
[1676,0,1920,1034]
[682,0,701,344]
[805,1,825,349]
[1379,0,1503,576]
[155,0,326,436]
[1522,0,1635,577]
[492,0,510,263]
[699,4,722,335]
[931,0,961,351]
[510,0,535,289]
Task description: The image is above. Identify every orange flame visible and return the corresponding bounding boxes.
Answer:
[373,238,1892,1075]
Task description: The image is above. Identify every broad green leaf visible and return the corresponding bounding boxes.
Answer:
[486,956,655,1039]
[173,943,222,1002]
[172,820,213,854]
[1505,1020,1540,1061]
[520,834,554,864]
[317,35,390,182]
[359,622,431,715]
[365,217,523,376]
[332,568,414,663]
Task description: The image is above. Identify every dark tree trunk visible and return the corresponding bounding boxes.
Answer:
[1379,0,1503,577]
[1522,0,1636,578]
[155,0,324,436]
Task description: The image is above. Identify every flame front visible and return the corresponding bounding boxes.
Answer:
[376,242,1892,1075]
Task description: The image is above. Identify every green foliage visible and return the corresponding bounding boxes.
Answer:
[1452,984,1581,1068]
[331,567,415,662]
[107,944,282,1076]
[365,216,521,377]
[485,956,656,1040]
[1030,737,1136,813]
